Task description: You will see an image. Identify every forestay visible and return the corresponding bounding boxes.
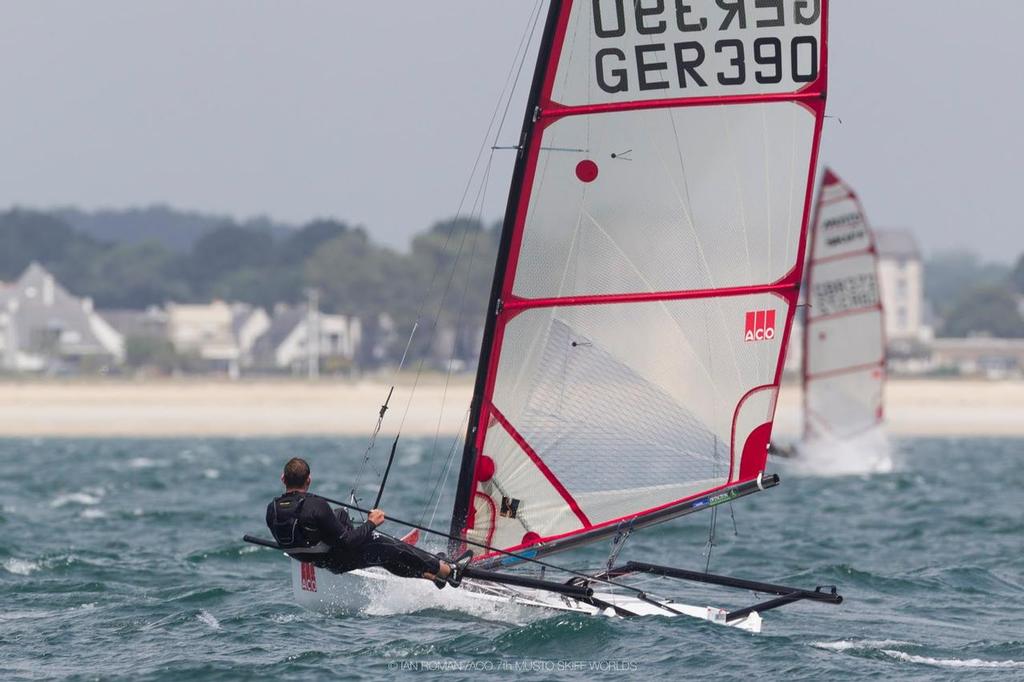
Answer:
[451,0,830,561]
[803,168,885,442]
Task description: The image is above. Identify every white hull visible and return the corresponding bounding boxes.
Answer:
[289,559,762,633]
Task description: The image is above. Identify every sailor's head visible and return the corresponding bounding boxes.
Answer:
[282,457,311,491]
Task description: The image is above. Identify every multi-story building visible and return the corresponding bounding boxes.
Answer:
[875,229,928,343]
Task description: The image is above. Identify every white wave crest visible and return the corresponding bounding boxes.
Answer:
[882,650,1024,669]
[813,640,1024,670]
[50,488,105,508]
[80,508,107,520]
[3,558,40,576]
[813,639,910,652]
[196,610,221,630]
[783,427,895,476]
[270,614,301,623]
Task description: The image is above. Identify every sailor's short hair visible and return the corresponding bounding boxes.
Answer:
[283,457,310,488]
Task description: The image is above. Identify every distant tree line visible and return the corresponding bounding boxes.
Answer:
[925,250,1024,338]
[0,208,500,364]
[5,206,1024,348]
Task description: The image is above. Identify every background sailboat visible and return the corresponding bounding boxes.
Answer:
[774,168,892,472]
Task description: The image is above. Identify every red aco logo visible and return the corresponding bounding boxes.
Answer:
[300,562,317,592]
[744,310,776,342]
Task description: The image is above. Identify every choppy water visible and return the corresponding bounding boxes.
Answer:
[1,436,1022,680]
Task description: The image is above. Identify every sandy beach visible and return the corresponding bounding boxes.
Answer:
[1,378,1022,438]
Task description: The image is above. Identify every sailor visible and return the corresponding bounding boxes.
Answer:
[267,457,463,588]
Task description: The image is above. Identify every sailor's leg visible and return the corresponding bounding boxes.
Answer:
[356,535,445,579]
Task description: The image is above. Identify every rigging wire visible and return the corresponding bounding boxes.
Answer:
[347,0,544,519]
[406,0,544,523]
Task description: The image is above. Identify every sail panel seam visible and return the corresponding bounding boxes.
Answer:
[504,281,796,311]
[540,90,823,120]
[806,360,885,382]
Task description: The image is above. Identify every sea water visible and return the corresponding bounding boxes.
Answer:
[1,437,1022,681]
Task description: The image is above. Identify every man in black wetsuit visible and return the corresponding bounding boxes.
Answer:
[266,457,462,588]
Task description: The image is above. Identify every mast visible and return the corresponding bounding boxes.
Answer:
[801,174,824,443]
[449,0,565,551]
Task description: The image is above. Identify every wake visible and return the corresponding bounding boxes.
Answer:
[781,428,895,477]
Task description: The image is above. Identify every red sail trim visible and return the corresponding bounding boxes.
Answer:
[807,303,884,324]
[473,478,739,561]
[805,360,886,382]
[489,406,592,527]
[810,246,877,267]
[728,383,780,483]
[540,89,823,120]
[503,281,797,312]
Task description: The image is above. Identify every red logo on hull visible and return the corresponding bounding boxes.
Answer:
[300,562,317,592]
[744,310,776,342]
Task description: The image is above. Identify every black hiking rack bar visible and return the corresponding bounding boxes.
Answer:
[243,534,283,550]
[460,566,593,599]
[241,535,592,600]
[617,561,842,622]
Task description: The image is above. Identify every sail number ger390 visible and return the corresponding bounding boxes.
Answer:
[590,0,822,95]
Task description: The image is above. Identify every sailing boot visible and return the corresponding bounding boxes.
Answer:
[447,550,474,588]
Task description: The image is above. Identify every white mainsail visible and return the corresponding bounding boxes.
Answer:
[450,0,831,560]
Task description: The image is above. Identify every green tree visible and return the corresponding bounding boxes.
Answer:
[1012,253,1024,295]
[0,209,104,280]
[925,250,1010,318]
[77,241,191,308]
[187,223,276,293]
[210,266,304,309]
[278,219,351,265]
[124,336,181,372]
[942,285,1024,338]
[408,218,500,362]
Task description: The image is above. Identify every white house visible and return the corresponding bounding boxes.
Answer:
[254,304,362,373]
[166,301,238,360]
[875,229,929,343]
[231,304,271,367]
[0,263,124,371]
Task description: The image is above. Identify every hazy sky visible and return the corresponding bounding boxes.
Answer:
[1,1,1021,262]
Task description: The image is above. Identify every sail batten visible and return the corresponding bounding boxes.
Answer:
[453,0,830,561]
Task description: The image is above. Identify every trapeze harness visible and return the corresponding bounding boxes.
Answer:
[267,493,332,563]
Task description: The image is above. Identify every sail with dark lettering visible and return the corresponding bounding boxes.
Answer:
[450,0,830,562]
[802,169,885,443]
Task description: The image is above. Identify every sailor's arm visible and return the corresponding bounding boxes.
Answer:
[320,503,381,550]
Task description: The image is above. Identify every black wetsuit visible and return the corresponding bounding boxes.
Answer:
[266,491,440,578]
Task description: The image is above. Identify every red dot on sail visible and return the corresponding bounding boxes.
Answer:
[521,532,541,546]
[575,160,598,183]
[475,455,495,482]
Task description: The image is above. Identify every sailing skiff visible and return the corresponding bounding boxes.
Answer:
[248,0,842,632]
[772,168,889,463]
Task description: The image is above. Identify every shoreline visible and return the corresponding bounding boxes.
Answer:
[1,378,1022,438]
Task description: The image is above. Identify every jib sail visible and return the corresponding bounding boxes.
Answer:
[803,169,885,441]
[452,0,830,560]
